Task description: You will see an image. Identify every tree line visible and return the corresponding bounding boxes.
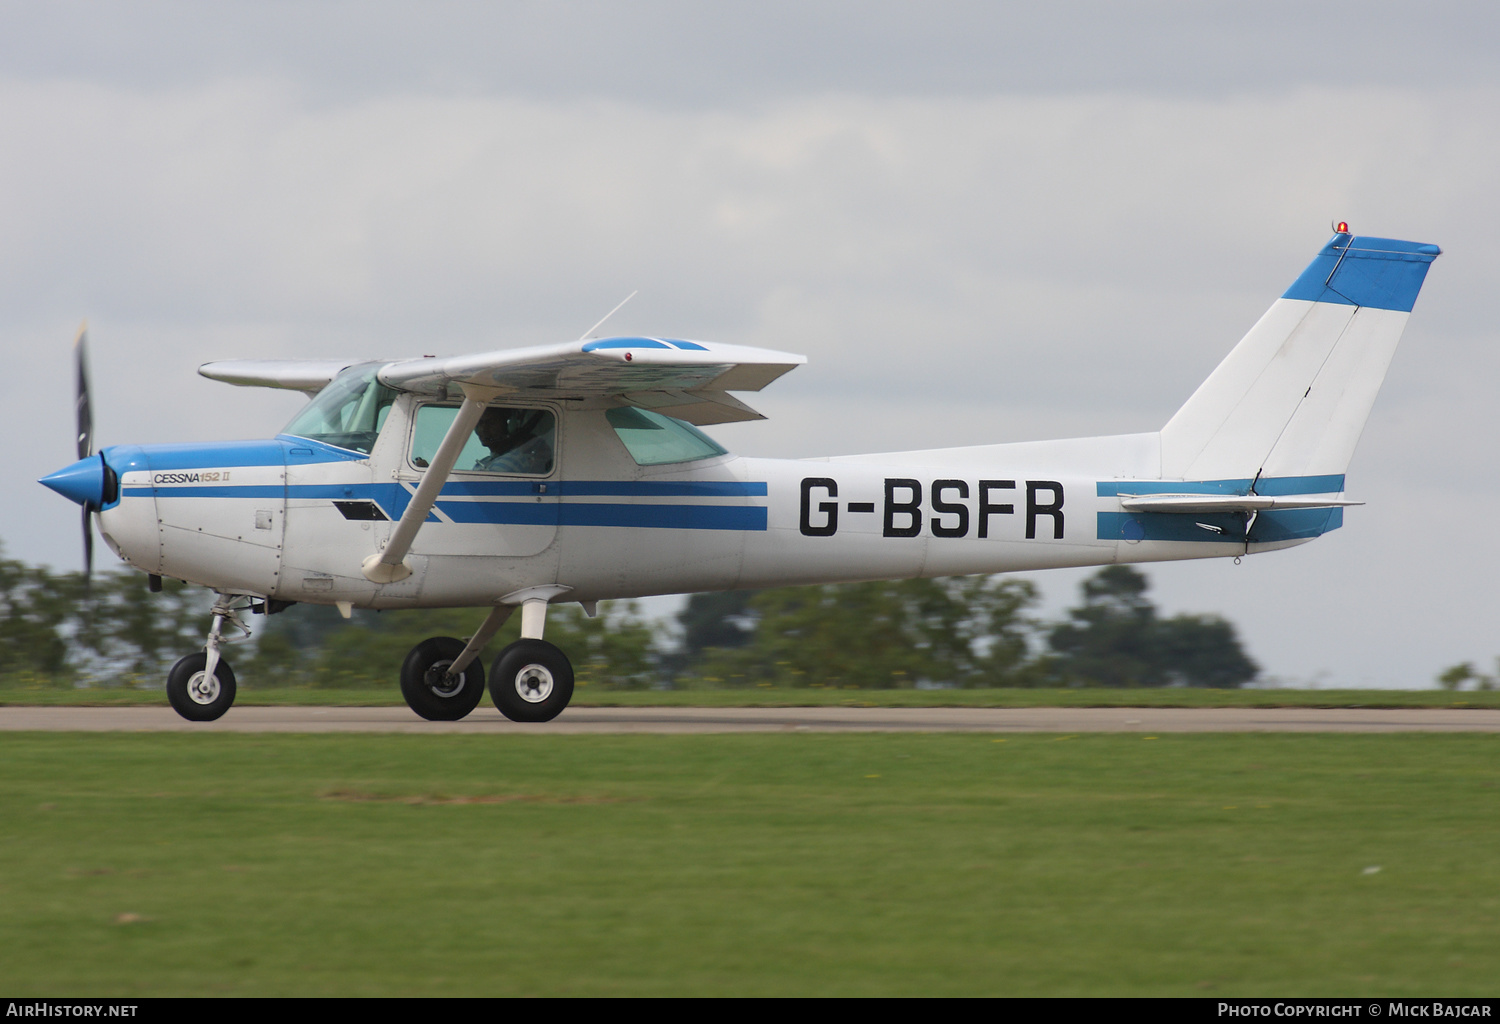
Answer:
[672,566,1258,689]
[0,551,206,686]
[2,543,1267,690]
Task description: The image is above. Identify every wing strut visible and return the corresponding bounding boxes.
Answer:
[361,388,491,583]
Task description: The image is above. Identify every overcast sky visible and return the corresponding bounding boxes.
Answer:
[4,2,1497,687]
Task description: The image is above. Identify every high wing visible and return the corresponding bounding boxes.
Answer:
[197,359,367,396]
[200,336,806,426]
[383,336,804,425]
[202,336,806,585]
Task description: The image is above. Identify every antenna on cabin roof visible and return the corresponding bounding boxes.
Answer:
[579,290,639,341]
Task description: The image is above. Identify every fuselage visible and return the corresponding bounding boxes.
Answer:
[90,392,1338,611]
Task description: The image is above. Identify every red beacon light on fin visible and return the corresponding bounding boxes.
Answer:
[1333,220,1350,234]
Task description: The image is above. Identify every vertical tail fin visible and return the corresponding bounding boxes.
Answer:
[1160,232,1440,484]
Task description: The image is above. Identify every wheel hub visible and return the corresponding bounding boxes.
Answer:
[514,664,554,703]
[424,661,466,698]
[187,671,220,705]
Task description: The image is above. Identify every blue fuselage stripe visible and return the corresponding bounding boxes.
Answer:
[124,486,284,499]
[130,479,765,498]
[126,478,770,532]
[557,480,766,496]
[437,501,767,531]
[436,480,767,497]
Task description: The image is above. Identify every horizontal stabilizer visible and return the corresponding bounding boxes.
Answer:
[1118,493,1363,514]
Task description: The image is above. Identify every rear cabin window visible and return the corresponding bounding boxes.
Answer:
[605,407,727,466]
[412,405,556,476]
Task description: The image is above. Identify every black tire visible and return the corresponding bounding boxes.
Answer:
[166,652,237,722]
[400,636,487,721]
[490,639,574,722]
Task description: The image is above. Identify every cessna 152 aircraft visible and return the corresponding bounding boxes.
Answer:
[40,228,1439,722]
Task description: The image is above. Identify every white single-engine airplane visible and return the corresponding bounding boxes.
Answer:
[41,228,1439,722]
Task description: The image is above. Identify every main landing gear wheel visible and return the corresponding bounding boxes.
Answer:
[490,639,574,723]
[401,636,487,721]
[166,652,237,722]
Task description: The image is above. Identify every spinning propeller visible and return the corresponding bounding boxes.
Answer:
[38,323,114,587]
[75,325,94,584]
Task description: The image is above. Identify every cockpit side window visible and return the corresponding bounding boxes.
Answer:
[282,363,397,455]
[411,404,556,476]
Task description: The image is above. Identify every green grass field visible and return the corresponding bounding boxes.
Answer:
[2,732,1497,996]
[4,684,1499,709]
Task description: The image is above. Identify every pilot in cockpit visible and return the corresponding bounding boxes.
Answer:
[473,406,554,474]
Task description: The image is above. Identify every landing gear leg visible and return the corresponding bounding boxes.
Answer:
[490,598,574,723]
[166,593,251,722]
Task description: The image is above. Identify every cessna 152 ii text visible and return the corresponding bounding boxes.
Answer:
[40,228,1440,722]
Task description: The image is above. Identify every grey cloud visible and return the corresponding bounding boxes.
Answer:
[3,2,1498,104]
[3,12,1496,688]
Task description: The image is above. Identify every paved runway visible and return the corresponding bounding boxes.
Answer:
[3,705,1500,733]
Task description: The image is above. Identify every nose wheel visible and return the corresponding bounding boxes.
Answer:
[491,639,574,722]
[166,652,238,722]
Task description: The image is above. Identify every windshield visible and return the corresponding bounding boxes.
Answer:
[282,363,397,455]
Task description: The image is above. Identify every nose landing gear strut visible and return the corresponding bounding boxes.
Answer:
[166,593,253,722]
